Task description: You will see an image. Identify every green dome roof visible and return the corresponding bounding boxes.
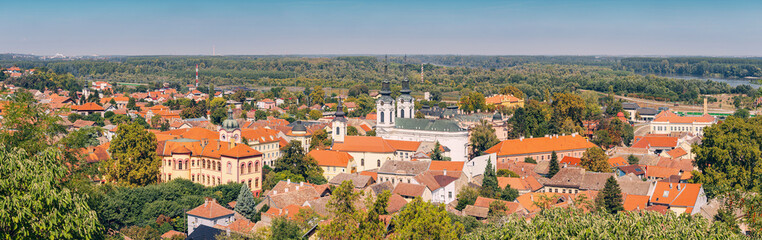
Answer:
[222,108,239,131]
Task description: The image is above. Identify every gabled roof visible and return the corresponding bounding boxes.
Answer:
[653,111,715,124]
[463,205,489,219]
[497,177,532,191]
[428,160,464,172]
[644,165,680,179]
[308,150,353,167]
[472,196,522,214]
[385,139,421,152]
[607,157,628,168]
[618,164,646,176]
[74,102,104,111]
[485,135,596,156]
[632,135,678,149]
[186,198,235,219]
[656,157,694,173]
[220,144,262,158]
[328,173,373,188]
[241,128,280,143]
[544,167,615,191]
[332,136,396,153]
[378,160,430,175]
[560,156,581,167]
[623,194,649,211]
[414,171,459,191]
[649,182,703,208]
[392,183,427,198]
[665,148,688,158]
[386,194,408,213]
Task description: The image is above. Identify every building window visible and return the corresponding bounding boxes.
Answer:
[227,162,232,174]
[400,110,405,118]
[361,159,365,166]
[192,175,195,182]
[240,164,245,174]
[377,160,381,167]
[336,127,340,135]
[380,112,384,123]
[178,161,183,170]
[255,162,260,172]
[448,191,452,198]
[255,178,259,188]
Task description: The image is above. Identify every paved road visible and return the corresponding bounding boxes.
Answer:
[633,123,650,136]
[579,89,736,114]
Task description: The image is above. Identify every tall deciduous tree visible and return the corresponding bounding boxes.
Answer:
[0,147,103,239]
[580,147,610,173]
[391,198,464,240]
[480,159,500,198]
[319,180,361,239]
[309,129,332,150]
[499,86,525,99]
[0,91,66,155]
[548,151,560,178]
[456,186,479,211]
[106,122,160,186]
[693,116,762,198]
[234,184,257,221]
[470,120,500,157]
[309,85,325,106]
[274,141,326,184]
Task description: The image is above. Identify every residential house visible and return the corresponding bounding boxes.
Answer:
[392,182,431,202]
[186,198,235,235]
[650,111,716,135]
[485,134,596,170]
[414,170,467,204]
[647,182,708,215]
[308,150,357,180]
[632,134,679,154]
[327,173,374,189]
[464,153,496,180]
[256,180,329,211]
[376,160,430,186]
[332,136,398,172]
[485,94,524,108]
[497,176,543,195]
[72,102,105,116]
[540,167,615,194]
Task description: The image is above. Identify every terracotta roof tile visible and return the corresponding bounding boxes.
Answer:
[308,150,353,167]
[622,194,649,211]
[632,135,678,148]
[649,182,703,208]
[220,144,262,159]
[653,111,715,124]
[385,139,421,152]
[428,160,464,172]
[186,198,235,219]
[332,136,396,153]
[485,135,596,156]
[392,183,427,198]
[386,194,408,213]
[74,102,104,111]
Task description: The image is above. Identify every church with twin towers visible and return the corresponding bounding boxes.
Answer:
[373,59,469,162]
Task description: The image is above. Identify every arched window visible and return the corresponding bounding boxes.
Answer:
[377,159,381,167]
[248,179,252,189]
[255,178,259,188]
[255,161,260,172]
[227,162,232,174]
[248,162,253,174]
[336,127,340,135]
[192,175,195,182]
[240,164,245,174]
[217,162,221,171]
[361,159,365,166]
[400,110,404,118]
[380,112,385,123]
[178,161,183,170]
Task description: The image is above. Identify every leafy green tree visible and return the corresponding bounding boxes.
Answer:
[308,110,322,120]
[0,147,103,239]
[480,159,500,198]
[552,92,585,124]
[309,129,332,150]
[347,126,359,136]
[524,157,536,164]
[365,129,376,136]
[319,180,362,239]
[488,200,508,218]
[693,116,762,198]
[106,122,160,186]
[391,198,464,240]
[627,154,639,165]
[463,207,742,239]
[496,169,519,178]
[499,85,525,99]
[501,184,519,202]
[309,85,325,106]
[254,110,267,120]
[120,225,160,240]
[60,126,101,149]
[456,186,479,211]
[431,141,444,161]
[209,108,227,125]
[234,184,257,221]
[548,151,560,178]
[470,120,499,157]
[596,177,624,214]
[459,91,486,113]
[734,108,750,118]
[348,84,369,97]
[0,91,66,155]
[127,97,137,110]
[581,147,610,172]
[270,217,302,240]
[262,170,305,191]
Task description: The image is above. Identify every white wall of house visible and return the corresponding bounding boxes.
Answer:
[378,128,469,162]
[187,214,234,235]
[431,181,457,204]
[465,153,496,180]
[344,151,395,172]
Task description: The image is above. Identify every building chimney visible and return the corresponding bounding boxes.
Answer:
[703,97,708,115]
[273,190,277,195]
[284,188,289,193]
[300,182,304,187]
[443,169,447,176]
[296,186,300,190]
[287,179,291,184]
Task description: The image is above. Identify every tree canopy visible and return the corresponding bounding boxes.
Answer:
[106,122,160,186]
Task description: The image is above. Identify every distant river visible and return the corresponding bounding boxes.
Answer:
[647,74,762,88]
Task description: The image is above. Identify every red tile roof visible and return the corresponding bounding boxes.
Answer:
[219,144,262,159]
[649,182,703,208]
[74,102,104,111]
[665,148,688,158]
[392,182,427,198]
[485,135,596,156]
[632,135,678,148]
[622,194,649,211]
[385,139,421,152]
[653,111,715,124]
[428,160,464,172]
[186,198,235,219]
[560,156,581,167]
[332,136,396,153]
[308,149,353,167]
[607,157,628,168]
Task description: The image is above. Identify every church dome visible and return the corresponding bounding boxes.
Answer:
[222,108,239,131]
[492,112,502,121]
[292,120,307,132]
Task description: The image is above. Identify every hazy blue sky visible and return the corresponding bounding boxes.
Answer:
[2,0,761,56]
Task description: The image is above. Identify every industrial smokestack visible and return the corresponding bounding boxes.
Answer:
[703,97,708,115]
[195,64,199,87]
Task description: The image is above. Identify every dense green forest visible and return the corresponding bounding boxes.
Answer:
[617,57,762,78]
[1,55,759,102]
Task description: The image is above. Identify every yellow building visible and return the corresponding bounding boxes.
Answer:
[307,149,356,181]
[485,94,524,108]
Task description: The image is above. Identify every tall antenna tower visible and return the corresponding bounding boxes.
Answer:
[195,64,199,87]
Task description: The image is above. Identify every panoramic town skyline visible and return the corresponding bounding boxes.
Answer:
[3,0,761,56]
